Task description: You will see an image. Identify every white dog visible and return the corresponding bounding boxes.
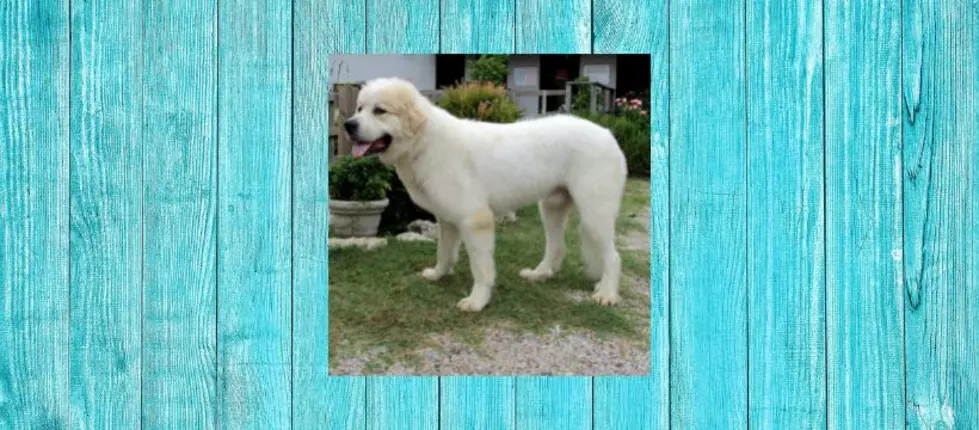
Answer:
[343,77,627,312]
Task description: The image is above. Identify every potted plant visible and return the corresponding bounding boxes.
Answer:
[329,155,393,237]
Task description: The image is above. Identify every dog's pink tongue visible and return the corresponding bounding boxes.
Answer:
[351,142,371,158]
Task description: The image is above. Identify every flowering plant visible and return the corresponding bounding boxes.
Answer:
[614,97,648,117]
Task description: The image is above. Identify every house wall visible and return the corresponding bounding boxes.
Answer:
[327,55,437,90]
[506,55,541,117]
[579,55,617,88]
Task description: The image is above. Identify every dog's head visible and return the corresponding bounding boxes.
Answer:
[343,77,429,164]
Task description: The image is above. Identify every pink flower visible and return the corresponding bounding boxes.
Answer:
[640,110,647,115]
[631,99,642,106]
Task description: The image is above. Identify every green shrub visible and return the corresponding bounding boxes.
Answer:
[467,55,509,86]
[570,77,613,115]
[436,81,522,123]
[570,76,592,113]
[329,155,393,201]
[576,111,650,178]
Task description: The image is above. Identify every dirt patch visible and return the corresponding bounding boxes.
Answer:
[620,206,651,252]
[336,323,649,376]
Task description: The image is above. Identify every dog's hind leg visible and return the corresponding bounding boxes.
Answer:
[421,219,461,281]
[570,181,624,307]
[456,209,496,312]
[520,189,573,281]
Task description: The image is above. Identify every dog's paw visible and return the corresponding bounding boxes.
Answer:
[591,290,621,306]
[420,267,443,281]
[456,295,489,312]
[519,268,553,282]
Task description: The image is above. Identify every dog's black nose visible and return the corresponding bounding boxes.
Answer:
[343,119,358,134]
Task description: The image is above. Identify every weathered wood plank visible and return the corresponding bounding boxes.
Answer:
[437,0,517,428]
[440,377,515,430]
[824,0,904,427]
[668,0,747,428]
[441,0,515,53]
[592,0,651,53]
[970,63,979,429]
[293,0,368,428]
[746,1,826,428]
[592,0,666,427]
[216,0,292,427]
[68,0,143,427]
[515,378,591,430]
[594,377,656,429]
[367,377,438,430]
[318,0,366,51]
[141,0,218,427]
[368,0,439,53]
[0,1,70,428]
[515,0,590,54]
[902,0,979,427]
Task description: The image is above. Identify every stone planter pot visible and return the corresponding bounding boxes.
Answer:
[329,198,389,238]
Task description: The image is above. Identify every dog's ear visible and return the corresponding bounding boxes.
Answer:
[399,98,428,137]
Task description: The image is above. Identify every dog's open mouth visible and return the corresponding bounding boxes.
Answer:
[351,135,392,158]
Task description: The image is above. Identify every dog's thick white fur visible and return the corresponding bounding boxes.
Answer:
[344,77,627,312]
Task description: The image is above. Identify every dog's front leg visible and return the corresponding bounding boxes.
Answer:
[420,219,461,281]
[456,209,496,312]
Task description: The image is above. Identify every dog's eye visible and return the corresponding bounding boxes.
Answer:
[373,107,387,115]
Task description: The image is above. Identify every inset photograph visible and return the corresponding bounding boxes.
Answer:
[327,54,652,375]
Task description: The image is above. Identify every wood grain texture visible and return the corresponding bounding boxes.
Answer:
[68,0,143,427]
[594,377,656,429]
[436,0,516,428]
[515,0,590,54]
[746,1,826,428]
[367,377,438,430]
[902,0,979,427]
[440,377,515,430]
[293,0,367,428]
[824,0,904,428]
[216,0,292,427]
[643,2,669,428]
[140,1,217,428]
[515,378,590,430]
[0,1,70,428]
[441,0,515,53]
[668,0,747,428]
[368,0,439,53]
[592,0,651,53]
[970,54,979,429]
[318,0,366,52]
[592,0,666,428]
[7,2,979,428]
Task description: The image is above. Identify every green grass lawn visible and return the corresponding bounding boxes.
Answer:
[328,179,650,372]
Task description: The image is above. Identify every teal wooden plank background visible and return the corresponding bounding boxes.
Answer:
[142,0,217,428]
[68,0,143,427]
[1,1,977,429]
[825,0,905,427]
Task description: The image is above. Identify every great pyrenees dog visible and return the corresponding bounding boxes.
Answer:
[343,77,627,312]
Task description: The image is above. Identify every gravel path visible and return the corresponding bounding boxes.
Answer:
[331,206,652,376]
